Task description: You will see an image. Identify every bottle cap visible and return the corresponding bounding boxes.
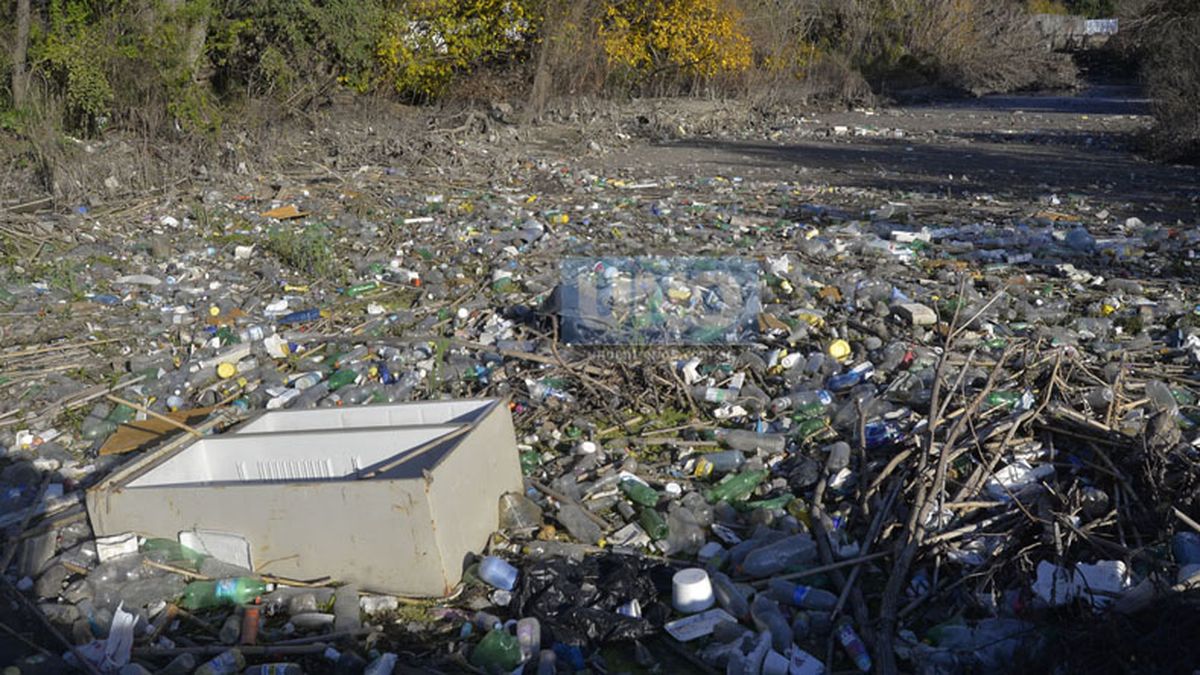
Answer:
[216,362,237,379]
[671,568,715,614]
[828,339,852,361]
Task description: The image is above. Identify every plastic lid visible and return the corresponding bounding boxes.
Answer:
[828,339,852,361]
[216,362,237,379]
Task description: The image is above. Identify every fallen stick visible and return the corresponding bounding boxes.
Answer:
[106,394,204,438]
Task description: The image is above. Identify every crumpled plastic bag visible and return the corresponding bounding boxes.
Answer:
[511,552,674,646]
[66,602,136,672]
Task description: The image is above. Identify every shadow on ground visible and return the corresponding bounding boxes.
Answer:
[661,135,1199,221]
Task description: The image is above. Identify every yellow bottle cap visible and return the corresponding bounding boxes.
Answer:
[209,306,221,316]
[829,339,852,361]
[216,362,237,379]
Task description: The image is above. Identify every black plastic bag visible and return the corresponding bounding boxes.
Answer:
[512,552,675,647]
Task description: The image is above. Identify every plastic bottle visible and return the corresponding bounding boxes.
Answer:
[766,580,838,610]
[181,578,272,610]
[984,390,1020,410]
[158,654,196,675]
[835,619,872,672]
[664,504,706,555]
[693,450,746,478]
[1085,386,1115,410]
[739,535,818,578]
[619,478,660,507]
[324,647,367,675]
[639,508,669,540]
[703,469,770,503]
[1146,380,1179,414]
[326,368,359,391]
[474,611,503,632]
[750,596,793,654]
[516,617,541,663]
[194,649,245,675]
[710,571,750,620]
[864,420,903,450]
[242,665,303,675]
[278,309,323,325]
[470,628,523,672]
[219,612,241,644]
[769,389,833,415]
[478,556,519,591]
[713,429,787,454]
[825,441,851,472]
[364,653,397,675]
[692,385,738,403]
[555,504,603,545]
[827,363,875,392]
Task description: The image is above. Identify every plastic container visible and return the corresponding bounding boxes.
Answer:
[470,628,523,672]
[672,568,715,614]
[478,556,519,592]
[767,580,837,610]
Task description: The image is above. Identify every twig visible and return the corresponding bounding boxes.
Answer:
[105,394,203,438]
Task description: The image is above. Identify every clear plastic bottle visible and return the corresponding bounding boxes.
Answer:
[693,450,746,478]
[664,504,706,555]
[158,653,196,675]
[825,441,851,472]
[364,653,397,675]
[710,571,749,620]
[194,649,245,675]
[766,580,837,610]
[750,596,793,654]
[769,389,833,415]
[242,665,303,675]
[713,429,787,454]
[555,504,603,545]
[516,617,541,663]
[739,535,818,578]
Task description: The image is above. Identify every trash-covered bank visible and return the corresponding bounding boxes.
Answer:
[3,163,1200,675]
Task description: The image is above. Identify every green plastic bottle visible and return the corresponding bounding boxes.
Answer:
[181,578,272,610]
[470,629,522,673]
[704,469,769,504]
[984,390,1020,410]
[326,368,358,391]
[620,478,660,507]
[142,539,206,570]
[344,281,379,297]
[639,508,669,540]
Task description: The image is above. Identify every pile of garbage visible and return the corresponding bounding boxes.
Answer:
[3,167,1200,675]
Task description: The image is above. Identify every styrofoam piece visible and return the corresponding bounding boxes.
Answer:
[95,533,139,562]
[664,608,737,642]
[179,530,252,570]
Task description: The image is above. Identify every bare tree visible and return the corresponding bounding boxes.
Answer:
[11,0,31,106]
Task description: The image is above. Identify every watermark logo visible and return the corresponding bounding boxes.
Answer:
[559,257,761,345]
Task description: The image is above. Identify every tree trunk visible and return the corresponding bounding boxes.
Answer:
[11,0,32,107]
